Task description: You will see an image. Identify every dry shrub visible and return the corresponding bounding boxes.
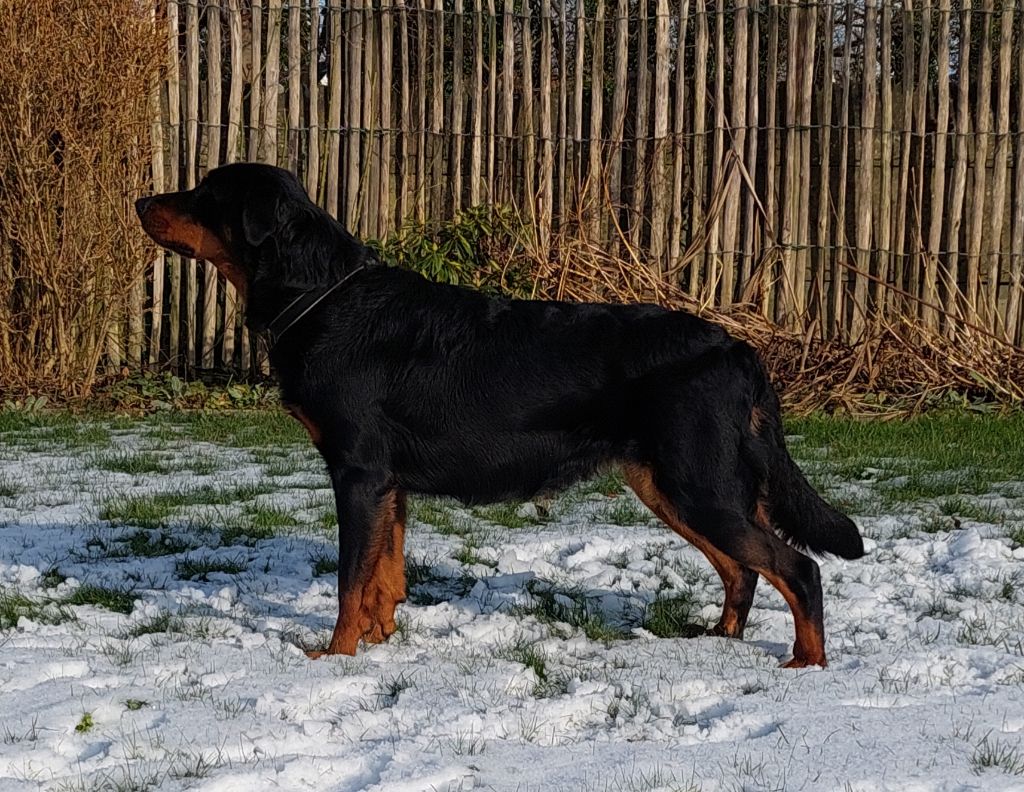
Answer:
[0,0,163,397]
[528,235,1024,415]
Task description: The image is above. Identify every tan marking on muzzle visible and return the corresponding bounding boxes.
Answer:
[140,203,247,298]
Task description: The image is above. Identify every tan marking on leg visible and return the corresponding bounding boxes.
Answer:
[749,492,825,665]
[759,570,827,668]
[624,463,825,665]
[361,493,407,644]
[307,588,371,658]
[710,563,757,639]
[625,464,755,639]
[308,490,407,658]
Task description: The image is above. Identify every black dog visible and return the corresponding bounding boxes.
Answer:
[136,163,863,666]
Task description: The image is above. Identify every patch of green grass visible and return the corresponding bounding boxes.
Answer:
[74,712,94,734]
[997,577,1018,602]
[105,529,194,558]
[442,730,487,756]
[880,470,995,505]
[0,589,74,629]
[956,615,1023,654]
[938,496,972,517]
[918,597,957,620]
[52,765,164,792]
[202,483,277,505]
[91,450,168,475]
[454,543,496,568]
[175,555,247,581]
[108,415,141,431]
[100,641,138,667]
[409,498,455,530]
[318,509,338,531]
[124,611,184,638]
[642,592,706,639]
[824,490,881,517]
[124,699,148,712]
[218,524,257,545]
[972,733,1024,776]
[40,422,111,448]
[0,473,19,498]
[0,409,74,434]
[170,456,221,476]
[409,498,474,536]
[220,507,290,544]
[238,503,296,539]
[498,638,570,698]
[1009,524,1024,548]
[374,672,416,709]
[171,411,307,448]
[936,496,1007,525]
[40,567,67,588]
[552,470,629,517]
[62,585,136,615]
[594,496,650,526]
[214,697,249,720]
[100,484,275,530]
[168,748,220,780]
[579,469,626,497]
[471,502,538,529]
[405,556,475,605]
[786,413,1024,480]
[1,717,40,744]
[918,513,958,535]
[261,456,303,477]
[143,420,184,443]
[310,551,338,577]
[249,446,286,464]
[125,610,220,640]
[404,556,434,587]
[100,494,174,530]
[519,581,629,642]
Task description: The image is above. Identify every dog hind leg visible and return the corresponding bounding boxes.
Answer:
[625,464,758,639]
[625,463,826,667]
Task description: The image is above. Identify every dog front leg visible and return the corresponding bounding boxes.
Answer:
[360,490,407,644]
[307,468,396,658]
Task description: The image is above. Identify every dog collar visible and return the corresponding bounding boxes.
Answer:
[264,265,366,349]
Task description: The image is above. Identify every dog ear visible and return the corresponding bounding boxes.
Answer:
[241,192,282,247]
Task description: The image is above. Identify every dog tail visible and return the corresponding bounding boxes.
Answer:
[736,344,865,560]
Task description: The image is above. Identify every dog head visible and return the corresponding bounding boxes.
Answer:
[135,163,345,303]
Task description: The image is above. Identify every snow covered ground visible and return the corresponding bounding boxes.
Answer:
[1,415,1023,791]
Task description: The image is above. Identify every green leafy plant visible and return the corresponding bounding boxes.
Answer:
[97,372,280,412]
[370,205,536,298]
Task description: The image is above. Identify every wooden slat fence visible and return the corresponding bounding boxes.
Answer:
[131,0,1024,374]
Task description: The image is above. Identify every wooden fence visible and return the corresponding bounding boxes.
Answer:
[133,0,1024,374]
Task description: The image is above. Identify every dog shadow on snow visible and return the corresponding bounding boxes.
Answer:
[0,517,791,662]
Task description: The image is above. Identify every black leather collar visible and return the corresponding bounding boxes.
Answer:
[264,265,365,349]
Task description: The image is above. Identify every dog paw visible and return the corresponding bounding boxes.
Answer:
[780,654,827,669]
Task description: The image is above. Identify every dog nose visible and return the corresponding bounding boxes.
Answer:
[135,197,152,218]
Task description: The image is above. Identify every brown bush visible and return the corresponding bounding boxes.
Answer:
[0,0,163,397]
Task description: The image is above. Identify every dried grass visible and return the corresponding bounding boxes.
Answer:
[0,0,163,397]
[526,234,1024,416]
